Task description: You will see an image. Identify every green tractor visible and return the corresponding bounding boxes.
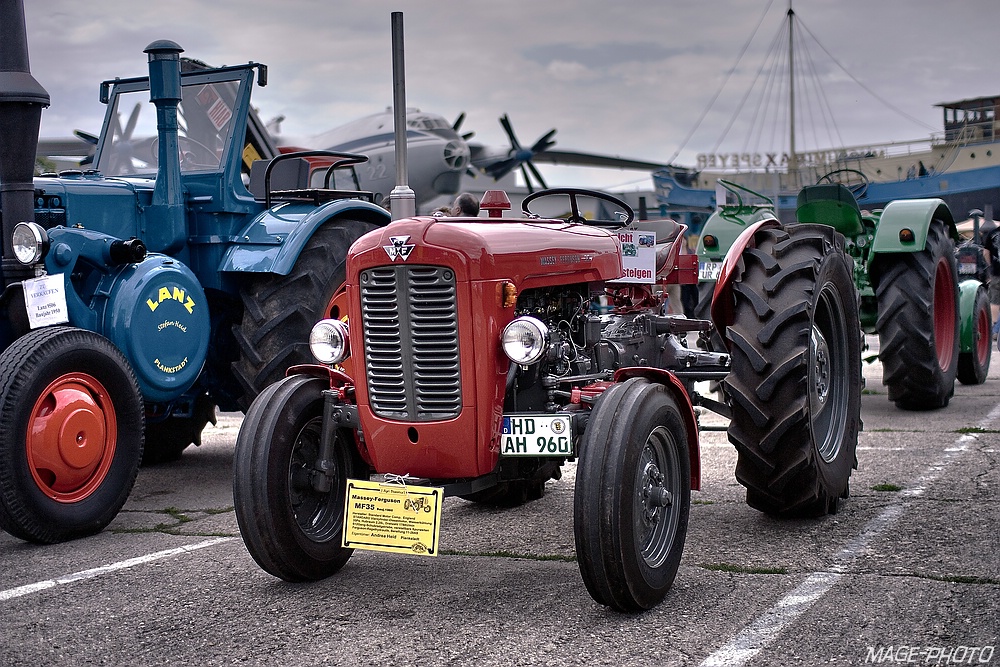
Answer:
[696,171,991,410]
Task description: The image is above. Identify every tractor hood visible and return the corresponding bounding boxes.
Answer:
[33,174,151,241]
[348,215,623,288]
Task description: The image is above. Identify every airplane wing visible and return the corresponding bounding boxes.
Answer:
[37,137,94,158]
[531,149,681,172]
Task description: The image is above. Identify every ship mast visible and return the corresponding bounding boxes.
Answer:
[787,1,798,180]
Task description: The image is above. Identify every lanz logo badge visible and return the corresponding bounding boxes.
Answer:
[383,235,415,262]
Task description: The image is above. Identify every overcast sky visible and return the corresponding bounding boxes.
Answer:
[21,0,1000,190]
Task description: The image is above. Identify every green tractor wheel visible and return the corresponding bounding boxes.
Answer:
[874,219,959,410]
[957,284,991,385]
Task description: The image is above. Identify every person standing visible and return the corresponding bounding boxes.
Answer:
[979,213,1000,335]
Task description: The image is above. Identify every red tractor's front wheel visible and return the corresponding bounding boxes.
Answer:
[574,378,691,612]
[0,327,143,543]
[234,374,366,581]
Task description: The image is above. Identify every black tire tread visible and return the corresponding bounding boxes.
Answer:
[875,221,959,409]
[234,374,362,581]
[0,327,143,543]
[574,378,691,611]
[957,286,991,385]
[724,224,861,517]
[232,221,375,411]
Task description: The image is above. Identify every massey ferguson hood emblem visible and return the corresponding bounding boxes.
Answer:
[384,235,415,261]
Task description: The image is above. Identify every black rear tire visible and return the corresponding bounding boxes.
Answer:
[233,375,365,581]
[458,480,545,506]
[693,280,726,351]
[574,378,691,612]
[0,327,143,543]
[142,392,217,465]
[724,224,861,518]
[232,221,376,411]
[957,285,991,385]
[874,220,959,409]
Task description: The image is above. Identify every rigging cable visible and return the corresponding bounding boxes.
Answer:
[666,0,776,165]
[796,20,937,133]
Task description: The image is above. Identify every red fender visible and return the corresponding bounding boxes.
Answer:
[710,217,782,345]
[286,363,353,388]
[612,367,701,491]
[284,364,374,466]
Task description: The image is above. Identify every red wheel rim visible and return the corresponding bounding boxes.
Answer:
[933,258,956,371]
[26,373,117,503]
[975,302,991,365]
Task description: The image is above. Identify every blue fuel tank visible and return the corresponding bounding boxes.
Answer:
[98,254,210,403]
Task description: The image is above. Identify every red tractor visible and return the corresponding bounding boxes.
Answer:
[233,188,862,612]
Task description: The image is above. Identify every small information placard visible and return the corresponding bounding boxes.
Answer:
[23,274,69,329]
[343,479,443,556]
[612,231,657,283]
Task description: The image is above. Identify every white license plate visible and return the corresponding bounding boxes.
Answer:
[699,260,723,281]
[500,414,572,457]
[958,262,978,275]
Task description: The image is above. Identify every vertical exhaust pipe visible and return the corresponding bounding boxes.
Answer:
[388,12,415,220]
[0,0,50,286]
[144,39,186,253]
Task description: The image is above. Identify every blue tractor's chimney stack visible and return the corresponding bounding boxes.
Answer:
[0,0,50,286]
[144,39,186,254]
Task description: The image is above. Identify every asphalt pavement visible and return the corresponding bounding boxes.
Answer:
[1,337,997,666]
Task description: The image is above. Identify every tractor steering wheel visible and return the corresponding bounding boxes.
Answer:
[521,187,635,227]
[150,135,220,170]
[817,168,870,200]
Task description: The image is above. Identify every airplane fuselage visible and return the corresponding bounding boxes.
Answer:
[283,109,470,208]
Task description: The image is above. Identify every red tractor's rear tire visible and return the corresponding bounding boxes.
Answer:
[957,285,991,385]
[874,220,959,409]
[574,378,691,612]
[0,327,143,543]
[725,225,861,518]
[232,220,377,411]
[693,280,726,352]
[234,374,366,581]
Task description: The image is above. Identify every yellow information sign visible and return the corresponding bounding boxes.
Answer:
[343,479,443,556]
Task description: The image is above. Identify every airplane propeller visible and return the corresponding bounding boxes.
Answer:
[105,103,145,173]
[453,112,474,141]
[485,114,556,193]
[72,129,99,165]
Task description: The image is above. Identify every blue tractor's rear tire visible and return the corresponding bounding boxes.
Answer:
[232,220,376,411]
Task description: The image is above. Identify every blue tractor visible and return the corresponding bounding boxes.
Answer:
[0,0,389,543]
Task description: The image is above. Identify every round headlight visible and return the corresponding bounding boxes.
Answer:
[309,319,350,365]
[501,316,549,365]
[12,222,48,265]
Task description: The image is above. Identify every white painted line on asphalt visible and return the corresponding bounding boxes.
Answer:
[699,404,1000,667]
[0,536,234,603]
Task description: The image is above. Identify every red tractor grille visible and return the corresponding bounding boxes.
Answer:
[359,265,462,421]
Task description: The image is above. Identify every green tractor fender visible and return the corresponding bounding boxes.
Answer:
[959,279,987,354]
[870,198,957,255]
[220,198,389,275]
[696,179,777,264]
[695,206,776,262]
